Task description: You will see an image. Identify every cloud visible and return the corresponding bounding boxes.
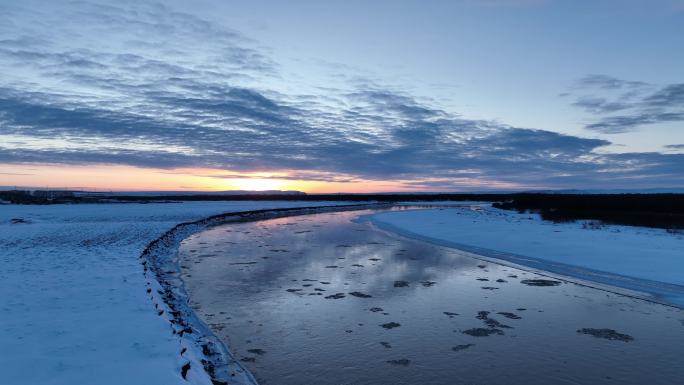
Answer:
[575,74,649,90]
[0,172,34,176]
[0,1,682,190]
[460,0,550,7]
[645,83,684,107]
[571,97,632,114]
[4,81,668,189]
[567,75,684,133]
[585,112,684,133]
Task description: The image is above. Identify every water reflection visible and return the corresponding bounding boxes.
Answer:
[180,209,684,385]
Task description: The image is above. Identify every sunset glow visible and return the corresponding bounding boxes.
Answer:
[0,163,529,193]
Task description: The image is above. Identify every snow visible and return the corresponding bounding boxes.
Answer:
[364,205,684,306]
[0,201,352,385]
[395,201,492,206]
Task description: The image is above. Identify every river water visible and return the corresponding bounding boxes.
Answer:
[179,208,684,385]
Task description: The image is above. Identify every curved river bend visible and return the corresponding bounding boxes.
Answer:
[179,208,684,385]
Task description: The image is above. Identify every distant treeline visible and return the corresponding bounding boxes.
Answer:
[0,190,69,204]
[3,190,683,229]
[493,194,684,230]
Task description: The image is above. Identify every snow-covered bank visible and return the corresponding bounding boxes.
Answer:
[0,201,354,385]
[364,206,684,306]
[395,201,492,206]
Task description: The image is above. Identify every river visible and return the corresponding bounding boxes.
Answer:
[179,208,684,385]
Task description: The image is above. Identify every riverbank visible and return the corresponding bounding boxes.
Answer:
[364,206,684,307]
[0,201,354,385]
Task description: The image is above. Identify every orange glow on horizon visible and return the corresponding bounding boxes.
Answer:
[0,164,527,193]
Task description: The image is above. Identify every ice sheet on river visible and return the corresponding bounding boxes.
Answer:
[365,206,684,305]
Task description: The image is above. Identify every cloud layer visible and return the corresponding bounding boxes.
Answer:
[1,1,683,190]
[567,75,684,134]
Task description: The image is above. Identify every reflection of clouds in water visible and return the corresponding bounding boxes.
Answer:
[184,210,478,297]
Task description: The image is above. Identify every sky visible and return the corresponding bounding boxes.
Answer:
[0,0,683,192]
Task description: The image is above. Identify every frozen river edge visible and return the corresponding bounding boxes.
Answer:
[361,210,684,309]
[141,203,390,385]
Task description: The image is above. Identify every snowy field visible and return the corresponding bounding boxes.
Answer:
[366,206,684,306]
[0,201,351,385]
